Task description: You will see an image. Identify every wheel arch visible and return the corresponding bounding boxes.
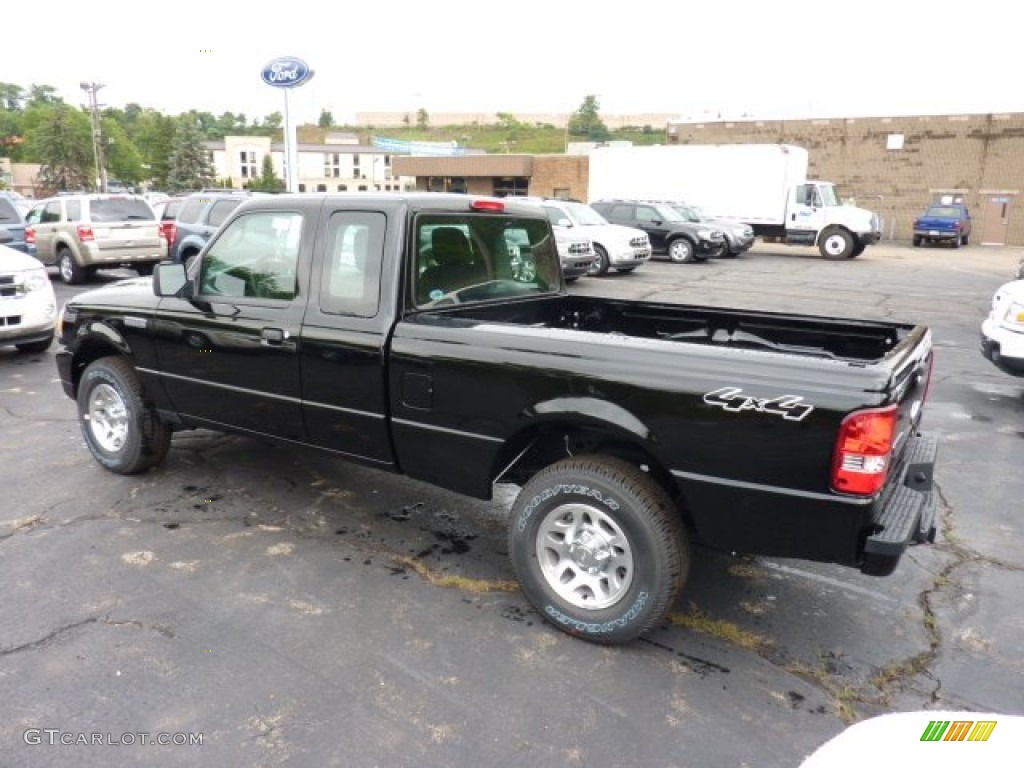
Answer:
[490,402,686,521]
[67,329,133,399]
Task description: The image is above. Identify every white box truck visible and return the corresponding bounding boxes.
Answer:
[587,144,882,260]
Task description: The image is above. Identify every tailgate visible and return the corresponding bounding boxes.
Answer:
[888,326,934,460]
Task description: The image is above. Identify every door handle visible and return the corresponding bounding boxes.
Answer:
[260,327,291,346]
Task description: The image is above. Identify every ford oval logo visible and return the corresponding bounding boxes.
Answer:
[261,57,313,88]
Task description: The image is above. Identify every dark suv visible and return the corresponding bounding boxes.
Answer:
[590,199,725,263]
[170,191,257,263]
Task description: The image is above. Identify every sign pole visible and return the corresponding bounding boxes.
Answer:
[260,56,314,194]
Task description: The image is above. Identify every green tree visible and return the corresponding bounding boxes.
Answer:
[166,117,214,192]
[0,82,25,111]
[22,104,93,193]
[248,154,285,192]
[133,110,177,188]
[102,116,144,185]
[568,94,609,140]
[318,109,334,129]
[416,108,429,130]
[27,84,62,107]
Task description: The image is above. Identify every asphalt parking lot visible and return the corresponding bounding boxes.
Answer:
[2,240,1022,767]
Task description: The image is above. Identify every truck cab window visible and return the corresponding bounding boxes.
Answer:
[320,210,385,317]
[200,211,302,300]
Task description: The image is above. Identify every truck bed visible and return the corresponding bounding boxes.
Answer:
[440,295,908,364]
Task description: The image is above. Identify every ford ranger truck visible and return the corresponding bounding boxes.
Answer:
[55,193,938,645]
[912,203,972,248]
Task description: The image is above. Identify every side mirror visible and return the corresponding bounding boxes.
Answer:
[153,262,192,298]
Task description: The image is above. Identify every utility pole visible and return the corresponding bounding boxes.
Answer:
[80,82,107,193]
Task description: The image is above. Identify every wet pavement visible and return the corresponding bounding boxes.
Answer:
[1,241,1021,767]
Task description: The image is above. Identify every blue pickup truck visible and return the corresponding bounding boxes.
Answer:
[912,203,972,248]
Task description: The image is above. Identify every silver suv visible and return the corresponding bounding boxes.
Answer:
[508,197,651,277]
[25,194,166,284]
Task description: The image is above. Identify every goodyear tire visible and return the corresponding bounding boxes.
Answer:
[508,455,689,644]
[77,357,171,474]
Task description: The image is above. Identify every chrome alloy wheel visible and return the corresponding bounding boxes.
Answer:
[86,382,129,453]
[535,502,634,610]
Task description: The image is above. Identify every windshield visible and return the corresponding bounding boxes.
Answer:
[819,185,841,207]
[652,204,686,222]
[562,202,609,226]
[672,204,703,222]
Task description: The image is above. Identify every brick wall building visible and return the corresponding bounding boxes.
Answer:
[666,113,1024,245]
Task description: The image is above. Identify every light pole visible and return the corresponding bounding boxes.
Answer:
[80,82,107,193]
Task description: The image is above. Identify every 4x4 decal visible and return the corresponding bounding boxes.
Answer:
[702,386,814,422]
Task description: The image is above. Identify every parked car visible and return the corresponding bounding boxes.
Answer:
[1016,256,1024,281]
[0,233,57,353]
[980,278,1024,376]
[0,195,29,253]
[24,194,166,284]
[171,190,256,264]
[507,197,651,276]
[667,201,756,257]
[591,199,726,263]
[151,195,188,257]
[553,228,596,281]
[913,203,972,247]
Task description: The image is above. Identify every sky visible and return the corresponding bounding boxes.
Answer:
[2,0,1021,126]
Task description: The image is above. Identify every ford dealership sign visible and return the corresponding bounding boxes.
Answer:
[261,57,313,88]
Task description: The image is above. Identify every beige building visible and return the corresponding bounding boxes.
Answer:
[665,112,1024,245]
[206,134,414,193]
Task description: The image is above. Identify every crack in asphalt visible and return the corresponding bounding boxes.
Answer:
[1,405,78,423]
[0,615,175,657]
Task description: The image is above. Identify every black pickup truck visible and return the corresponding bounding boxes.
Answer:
[56,193,938,644]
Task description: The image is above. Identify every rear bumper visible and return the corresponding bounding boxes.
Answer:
[861,433,938,576]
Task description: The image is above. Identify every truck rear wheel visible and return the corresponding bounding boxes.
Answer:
[818,227,855,260]
[508,455,690,644]
[77,357,171,474]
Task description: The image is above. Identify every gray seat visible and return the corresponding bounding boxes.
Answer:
[417,227,488,303]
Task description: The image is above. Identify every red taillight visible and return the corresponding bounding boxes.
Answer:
[831,405,898,496]
[471,199,505,212]
[25,226,35,244]
[77,225,95,242]
[160,221,176,243]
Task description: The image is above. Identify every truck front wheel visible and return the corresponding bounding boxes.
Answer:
[508,455,690,644]
[818,227,855,260]
[77,357,172,474]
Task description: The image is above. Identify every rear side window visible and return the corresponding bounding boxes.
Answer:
[0,199,19,222]
[414,214,560,306]
[163,199,185,220]
[320,211,385,318]
[89,199,154,222]
[66,200,81,221]
[177,198,207,224]
[208,199,243,227]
